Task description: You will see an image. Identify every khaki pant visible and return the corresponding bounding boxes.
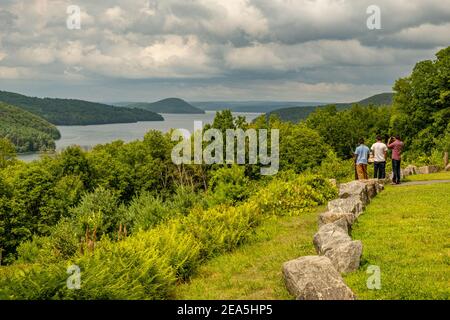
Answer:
[356,164,368,180]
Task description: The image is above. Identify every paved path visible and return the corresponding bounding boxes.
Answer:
[392,179,450,187]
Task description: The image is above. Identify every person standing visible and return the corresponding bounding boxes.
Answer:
[388,135,404,184]
[354,138,370,180]
[371,135,388,179]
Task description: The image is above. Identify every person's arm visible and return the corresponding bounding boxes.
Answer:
[387,137,395,148]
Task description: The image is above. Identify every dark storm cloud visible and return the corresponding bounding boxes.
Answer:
[0,0,449,101]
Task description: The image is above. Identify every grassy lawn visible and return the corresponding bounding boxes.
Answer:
[404,171,450,182]
[344,182,450,299]
[175,208,324,300]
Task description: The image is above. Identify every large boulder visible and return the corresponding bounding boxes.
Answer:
[327,196,365,217]
[313,223,351,254]
[282,256,356,300]
[318,211,355,228]
[323,240,363,274]
[417,165,440,174]
[338,181,368,204]
[363,179,384,199]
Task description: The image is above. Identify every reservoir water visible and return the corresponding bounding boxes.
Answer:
[17,111,262,162]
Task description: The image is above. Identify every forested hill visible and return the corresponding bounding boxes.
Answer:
[266,92,394,123]
[0,102,61,152]
[124,98,205,114]
[0,91,164,125]
[357,92,393,106]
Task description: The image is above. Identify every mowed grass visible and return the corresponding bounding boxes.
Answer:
[404,171,450,182]
[175,208,324,300]
[344,182,450,300]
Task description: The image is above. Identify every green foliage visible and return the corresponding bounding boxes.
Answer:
[266,92,393,123]
[206,165,251,206]
[1,165,336,299]
[392,46,450,154]
[70,187,121,240]
[0,103,60,153]
[252,117,332,173]
[15,236,55,265]
[133,224,202,280]
[249,174,337,216]
[0,242,176,300]
[183,202,261,260]
[305,104,391,158]
[0,90,164,125]
[124,193,173,233]
[59,147,92,188]
[168,186,206,215]
[313,150,355,182]
[0,137,16,168]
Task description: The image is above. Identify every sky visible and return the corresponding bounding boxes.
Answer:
[0,0,449,103]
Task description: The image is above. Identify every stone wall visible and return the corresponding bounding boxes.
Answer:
[282,165,441,300]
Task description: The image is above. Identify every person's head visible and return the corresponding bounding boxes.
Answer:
[358,138,365,145]
[376,135,382,142]
[395,135,401,141]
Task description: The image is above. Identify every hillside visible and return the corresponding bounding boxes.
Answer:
[0,102,61,153]
[0,91,164,125]
[125,98,205,114]
[192,101,326,113]
[357,92,393,106]
[267,92,394,123]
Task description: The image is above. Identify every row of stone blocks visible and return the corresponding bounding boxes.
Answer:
[390,164,440,180]
[282,179,384,300]
[282,165,442,299]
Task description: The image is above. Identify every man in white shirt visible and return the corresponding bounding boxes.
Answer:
[371,136,388,179]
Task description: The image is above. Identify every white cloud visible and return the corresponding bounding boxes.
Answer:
[0,66,34,79]
[0,0,449,100]
[382,23,450,48]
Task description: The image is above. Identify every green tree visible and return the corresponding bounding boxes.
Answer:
[392,46,450,154]
[0,138,16,168]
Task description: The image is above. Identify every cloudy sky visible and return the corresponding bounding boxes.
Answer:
[0,0,449,103]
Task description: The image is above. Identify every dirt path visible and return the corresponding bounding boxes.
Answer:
[393,179,450,186]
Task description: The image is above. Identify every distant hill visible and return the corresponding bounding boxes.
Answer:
[191,101,326,113]
[0,90,164,125]
[357,92,393,106]
[266,92,394,123]
[0,102,61,153]
[124,98,205,114]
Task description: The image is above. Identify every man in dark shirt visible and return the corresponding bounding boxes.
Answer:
[388,135,404,184]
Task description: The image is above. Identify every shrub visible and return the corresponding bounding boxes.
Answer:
[313,150,355,182]
[15,236,54,265]
[132,224,202,280]
[1,172,337,300]
[168,186,207,215]
[70,187,121,240]
[249,174,337,216]
[183,202,261,259]
[1,240,176,300]
[206,165,251,207]
[123,192,173,233]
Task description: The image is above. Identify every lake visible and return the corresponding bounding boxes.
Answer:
[17,111,262,162]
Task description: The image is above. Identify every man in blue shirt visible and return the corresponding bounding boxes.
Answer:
[354,138,370,180]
